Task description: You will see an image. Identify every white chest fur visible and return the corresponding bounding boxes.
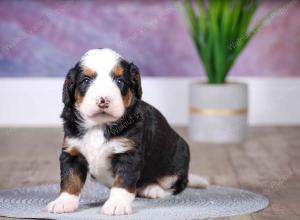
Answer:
[67,128,113,186]
[67,127,131,187]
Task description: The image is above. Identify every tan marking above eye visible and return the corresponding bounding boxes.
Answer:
[83,68,97,78]
[112,64,123,77]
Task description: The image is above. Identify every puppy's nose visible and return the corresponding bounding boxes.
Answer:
[97,97,110,109]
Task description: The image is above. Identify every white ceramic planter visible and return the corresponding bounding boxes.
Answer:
[188,82,248,143]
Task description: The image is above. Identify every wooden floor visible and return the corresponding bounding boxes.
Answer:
[0,127,299,220]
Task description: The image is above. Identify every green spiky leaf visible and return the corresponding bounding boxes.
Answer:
[182,0,273,84]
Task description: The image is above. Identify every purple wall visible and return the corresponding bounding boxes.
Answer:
[0,0,299,77]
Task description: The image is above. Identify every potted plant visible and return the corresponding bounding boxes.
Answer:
[183,0,271,143]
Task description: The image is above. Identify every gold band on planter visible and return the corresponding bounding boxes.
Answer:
[190,107,247,116]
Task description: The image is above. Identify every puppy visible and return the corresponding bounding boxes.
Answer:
[47,48,208,216]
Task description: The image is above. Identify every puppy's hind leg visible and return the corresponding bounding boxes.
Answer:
[137,175,178,199]
[137,183,172,199]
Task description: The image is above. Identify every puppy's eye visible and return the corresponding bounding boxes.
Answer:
[116,78,124,87]
[81,78,91,85]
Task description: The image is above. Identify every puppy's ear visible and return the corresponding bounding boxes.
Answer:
[62,67,76,106]
[129,63,142,99]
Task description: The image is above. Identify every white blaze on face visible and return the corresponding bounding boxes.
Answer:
[78,48,125,124]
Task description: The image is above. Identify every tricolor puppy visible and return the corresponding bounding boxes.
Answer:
[47,48,208,216]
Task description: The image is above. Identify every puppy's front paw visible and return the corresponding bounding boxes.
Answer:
[47,192,79,213]
[101,199,132,216]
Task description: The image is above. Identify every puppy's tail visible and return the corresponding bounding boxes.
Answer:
[187,173,210,188]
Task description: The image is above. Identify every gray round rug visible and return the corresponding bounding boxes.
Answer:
[0,182,268,220]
